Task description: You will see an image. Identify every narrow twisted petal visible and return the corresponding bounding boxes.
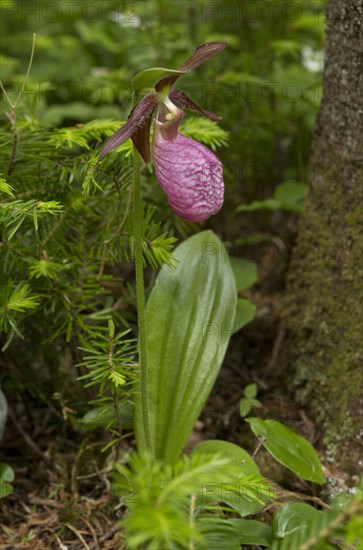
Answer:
[153,118,224,222]
[169,88,221,121]
[99,92,158,160]
[155,42,227,92]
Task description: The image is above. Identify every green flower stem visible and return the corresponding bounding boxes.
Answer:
[132,93,153,456]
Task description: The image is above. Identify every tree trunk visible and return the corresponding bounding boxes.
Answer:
[284,0,363,478]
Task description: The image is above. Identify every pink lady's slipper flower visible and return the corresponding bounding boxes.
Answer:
[153,104,223,221]
[99,43,226,222]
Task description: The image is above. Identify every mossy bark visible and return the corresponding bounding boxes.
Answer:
[284,0,363,477]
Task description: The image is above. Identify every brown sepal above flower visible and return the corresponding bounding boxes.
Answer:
[99,93,158,161]
[168,89,221,122]
[155,42,227,93]
[99,42,227,163]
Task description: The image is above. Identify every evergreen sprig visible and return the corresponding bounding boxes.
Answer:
[0,282,40,336]
[76,319,137,394]
[179,118,229,151]
[1,198,63,239]
[113,451,242,549]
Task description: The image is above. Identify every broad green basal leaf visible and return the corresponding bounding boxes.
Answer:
[246,418,325,484]
[195,517,241,550]
[192,440,270,516]
[136,231,237,463]
[272,502,322,539]
[192,440,260,476]
[230,518,273,546]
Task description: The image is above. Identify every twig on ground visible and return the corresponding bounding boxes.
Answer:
[252,436,266,459]
[263,324,285,378]
[77,516,99,550]
[89,524,119,549]
[267,481,331,510]
[8,409,51,464]
[65,523,91,550]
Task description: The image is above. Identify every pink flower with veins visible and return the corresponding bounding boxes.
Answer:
[99,42,227,222]
[153,104,223,222]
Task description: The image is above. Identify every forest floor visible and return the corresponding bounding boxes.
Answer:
[0,230,349,549]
